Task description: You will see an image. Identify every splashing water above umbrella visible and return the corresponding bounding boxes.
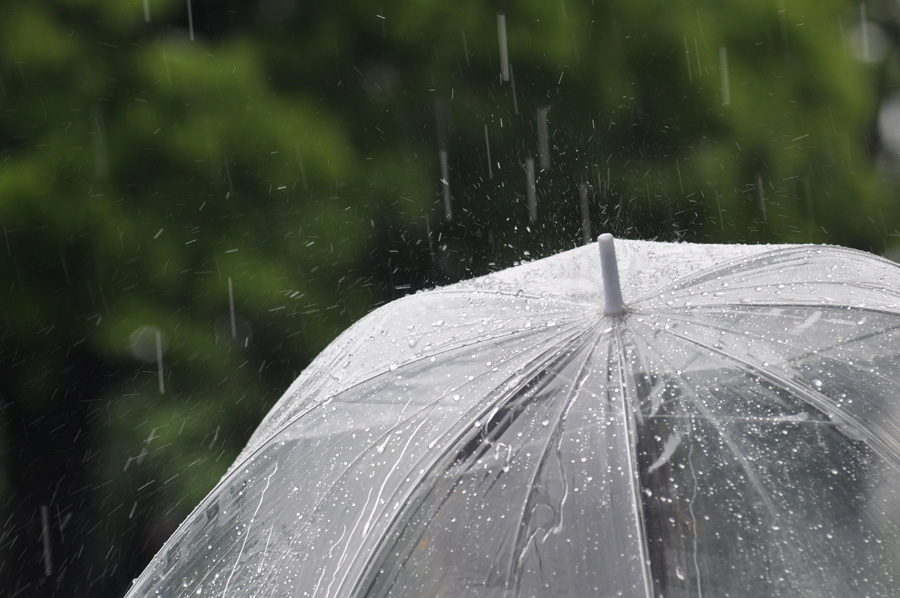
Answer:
[126,235,900,598]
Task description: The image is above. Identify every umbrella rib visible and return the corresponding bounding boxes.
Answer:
[313,323,592,520]
[322,317,587,410]
[505,326,608,594]
[631,246,900,303]
[221,461,278,598]
[652,279,900,301]
[347,324,600,597]
[431,287,599,309]
[611,327,658,598]
[643,300,900,319]
[632,333,801,581]
[654,304,900,386]
[660,325,900,473]
[248,317,590,479]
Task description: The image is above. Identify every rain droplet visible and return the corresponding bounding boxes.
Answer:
[720,45,730,106]
[497,13,509,82]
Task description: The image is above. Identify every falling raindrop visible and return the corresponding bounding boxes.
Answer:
[186,0,195,41]
[803,176,815,235]
[715,190,725,232]
[424,215,435,264]
[295,145,308,190]
[510,64,520,114]
[525,156,537,222]
[497,13,510,82]
[222,159,235,199]
[537,108,550,171]
[676,160,684,194]
[91,105,108,179]
[156,330,165,394]
[579,182,591,244]
[162,49,173,86]
[860,2,869,61]
[41,504,52,576]
[756,172,767,222]
[143,0,151,22]
[720,46,730,106]
[484,125,493,180]
[461,31,470,67]
[228,277,237,338]
[440,149,452,221]
[694,37,701,73]
[683,37,693,82]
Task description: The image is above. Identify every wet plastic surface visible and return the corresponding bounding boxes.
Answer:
[126,241,900,597]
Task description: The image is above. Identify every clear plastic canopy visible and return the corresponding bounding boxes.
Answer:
[126,239,900,597]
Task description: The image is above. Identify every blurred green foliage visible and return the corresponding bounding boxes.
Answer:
[0,0,897,595]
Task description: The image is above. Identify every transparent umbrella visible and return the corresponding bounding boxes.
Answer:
[126,235,900,597]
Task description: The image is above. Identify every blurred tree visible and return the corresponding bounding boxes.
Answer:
[0,0,894,596]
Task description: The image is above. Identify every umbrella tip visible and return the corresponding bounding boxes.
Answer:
[598,233,626,315]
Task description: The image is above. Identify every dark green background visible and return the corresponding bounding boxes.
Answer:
[2,0,899,595]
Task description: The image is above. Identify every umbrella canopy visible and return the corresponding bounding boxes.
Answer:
[126,236,900,597]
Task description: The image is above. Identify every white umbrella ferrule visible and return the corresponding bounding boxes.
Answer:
[598,233,627,315]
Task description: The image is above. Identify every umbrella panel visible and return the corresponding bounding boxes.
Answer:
[621,302,900,597]
[360,330,653,598]
[128,246,900,598]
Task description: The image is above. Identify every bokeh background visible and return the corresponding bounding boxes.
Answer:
[4,0,900,595]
